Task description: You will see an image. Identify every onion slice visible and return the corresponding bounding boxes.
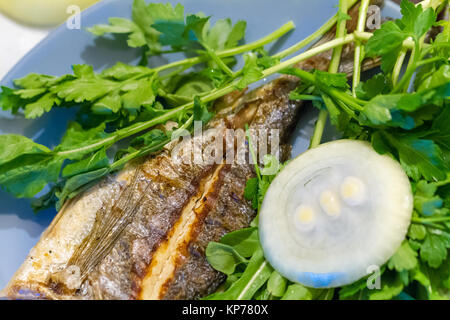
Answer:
[259,140,413,288]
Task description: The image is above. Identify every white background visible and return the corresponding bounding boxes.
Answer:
[0,13,51,80]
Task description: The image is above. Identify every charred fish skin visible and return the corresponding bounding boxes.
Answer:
[159,164,254,300]
[2,0,382,300]
[160,78,301,300]
[3,133,228,300]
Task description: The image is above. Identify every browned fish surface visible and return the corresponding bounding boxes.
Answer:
[2,1,382,300]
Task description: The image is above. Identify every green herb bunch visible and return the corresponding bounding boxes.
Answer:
[204,0,450,300]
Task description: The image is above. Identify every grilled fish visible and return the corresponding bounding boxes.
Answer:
[2,1,382,300]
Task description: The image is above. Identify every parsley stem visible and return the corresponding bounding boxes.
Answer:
[273,0,359,59]
[158,64,191,81]
[221,21,296,55]
[331,89,363,110]
[109,116,194,172]
[392,40,421,93]
[352,0,370,96]
[354,31,417,50]
[56,103,188,158]
[152,21,295,74]
[109,138,169,172]
[433,176,450,187]
[282,69,363,113]
[405,39,421,91]
[411,219,446,230]
[263,33,357,77]
[336,97,358,119]
[310,0,349,148]
[416,56,447,67]
[114,104,190,139]
[412,216,450,223]
[310,110,328,148]
[328,0,349,74]
[419,42,450,57]
[392,54,448,94]
[392,46,408,86]
[292,94,323,101]
[201,41,235,77]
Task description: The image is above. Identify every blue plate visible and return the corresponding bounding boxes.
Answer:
[0,0,400,289]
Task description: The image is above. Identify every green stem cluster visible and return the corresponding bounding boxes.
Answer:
[310,0,350,149]
[57,32,376,161]
[274,0,360,59]
[391,0,448,92]
[64,0,391,163]
[153,21,296,75]
[59,0,419,174]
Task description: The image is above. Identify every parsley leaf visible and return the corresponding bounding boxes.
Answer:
[55,122,109,160]
[314,70,349,90]
[365,21,408,73]
[365,0,437,74]
[244,177,259,209]
[267,271,288,297]
[61,147,109,179]
[355,74,392,100]
[87,0,169,52]
[367,271,404,300]
[0,86,22,113]
[388,240,418,272]
[193,96,214,124]
[87,17,150,48]
[235,53,263,90]
[0,134,50,166]
[428,102,450,150]
[206,242,248,275]
[381,132,447,181]
[420,233,449,268]
[414,180,446,216]
[398,0,436,39]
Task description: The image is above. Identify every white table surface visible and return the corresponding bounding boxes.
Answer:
[0,12,52,80]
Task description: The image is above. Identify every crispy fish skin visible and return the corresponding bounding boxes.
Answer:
[2,1,381,300]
